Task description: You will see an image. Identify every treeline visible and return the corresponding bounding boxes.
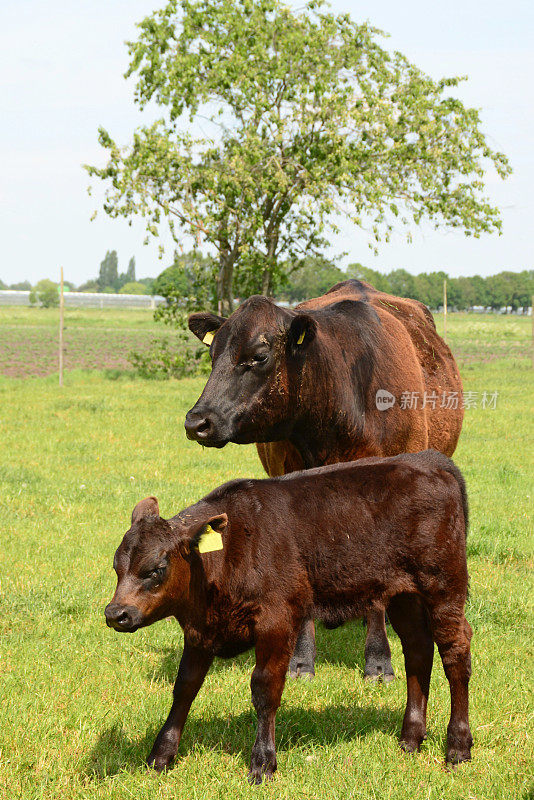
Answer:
[278,259,533,311]
[153,251,533,312]
[3,249,532,312]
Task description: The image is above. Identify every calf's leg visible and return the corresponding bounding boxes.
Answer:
[387,594,434,752]
[147,643,214,772]
[429,605,473,765]
[249,628,293,784]
[364,607,395,682]
[289,617,316,679]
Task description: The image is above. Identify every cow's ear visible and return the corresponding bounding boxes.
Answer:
[188,312,227,346]
[178,513,228,558]
[131,496,160,524]
[288,313,317,352]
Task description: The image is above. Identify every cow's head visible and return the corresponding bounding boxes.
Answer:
[185,296,317,447]
[104,496,227,632]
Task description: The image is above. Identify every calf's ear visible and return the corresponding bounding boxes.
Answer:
[188,312,227,346]
[132,496,160,524]
[288,313,317,352]
[178,513,228,558]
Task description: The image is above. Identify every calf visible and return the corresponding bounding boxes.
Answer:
[105,450,472,783]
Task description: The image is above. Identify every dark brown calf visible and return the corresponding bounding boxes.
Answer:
[105,450,472,783]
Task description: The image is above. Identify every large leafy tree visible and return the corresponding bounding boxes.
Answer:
[86,0,510,314]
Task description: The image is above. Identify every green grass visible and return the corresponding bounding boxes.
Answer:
[0,311,533,799]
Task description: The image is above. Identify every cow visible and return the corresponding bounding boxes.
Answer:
[105,450,472,784]
[184,280,464,681]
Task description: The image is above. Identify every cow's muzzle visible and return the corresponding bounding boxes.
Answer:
[184,408,229,448]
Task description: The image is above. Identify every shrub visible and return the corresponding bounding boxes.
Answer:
[29,280,60,308]
[119,281,149,295]
[128,334,210,380]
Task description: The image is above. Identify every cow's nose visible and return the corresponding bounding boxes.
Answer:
[105,603,132,629]
[185,411,214,441]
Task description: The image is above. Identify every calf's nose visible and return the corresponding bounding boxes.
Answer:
[105,603,132,629]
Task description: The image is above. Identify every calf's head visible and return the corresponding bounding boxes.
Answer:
[185,295,317,447]
[105,496,227,633]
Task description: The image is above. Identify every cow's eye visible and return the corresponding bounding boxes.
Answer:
[251,353,268,365]
[145,566,165,582]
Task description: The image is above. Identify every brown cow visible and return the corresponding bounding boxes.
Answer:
[185,280,464,681]
[105,450,472,784]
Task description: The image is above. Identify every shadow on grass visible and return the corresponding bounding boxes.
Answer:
[148,620,380,685]
[83,701,404,781]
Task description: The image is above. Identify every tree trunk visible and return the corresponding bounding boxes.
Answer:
[261,268,272,297]
[262,231,278,298]
[217,256,234,316]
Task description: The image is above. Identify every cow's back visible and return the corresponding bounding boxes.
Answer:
[257,280,463,476]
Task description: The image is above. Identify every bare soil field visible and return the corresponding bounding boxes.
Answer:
[0,306,531,377]
[0,308,163,378]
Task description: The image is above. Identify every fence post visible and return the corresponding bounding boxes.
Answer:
[59,267,64,386]
[443,279,447,341]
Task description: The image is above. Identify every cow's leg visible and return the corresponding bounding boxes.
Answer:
[387,594,434,752]
[364,607,395,682]
[289,617,316,679]
[249,627,293,784]
[147,643,213,772]
[429,604,473,765]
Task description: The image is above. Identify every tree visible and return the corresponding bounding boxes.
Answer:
[119,281,149,295]
[126,256,136,283]
[87,0,510,314]
[138,277,155,292]
[346,263,393,293]
[152,250,215,299]
[78,279,100,293]
[280,256,344,303]
[9,280,32,291]
[29,279,59,308]
[98,250,119,291]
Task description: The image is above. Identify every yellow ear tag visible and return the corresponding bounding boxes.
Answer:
[297,330,305,345]
[202,331,215,346]
[197,525,223,554]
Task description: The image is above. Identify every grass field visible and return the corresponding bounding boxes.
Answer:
[0,309,533,799]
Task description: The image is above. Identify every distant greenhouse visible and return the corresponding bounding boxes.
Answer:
[0,290,165,309]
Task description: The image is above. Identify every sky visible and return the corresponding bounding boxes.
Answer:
[0,0,533,286]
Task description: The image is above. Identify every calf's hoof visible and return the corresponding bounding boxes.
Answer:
[446,745,472,767]
[248,752,277,785]
[146,744,177,773]
[400,725,426,754]
[446,725,472,767]
[446,749,471,767]
[146,754,173,773]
